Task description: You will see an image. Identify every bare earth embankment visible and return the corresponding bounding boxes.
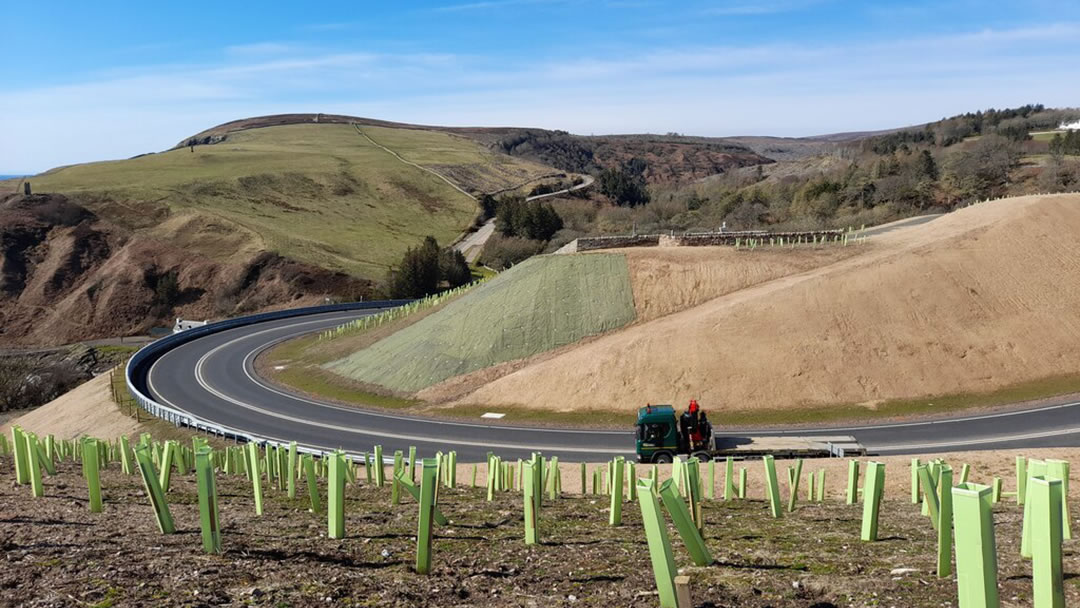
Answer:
[457,194,1080,416]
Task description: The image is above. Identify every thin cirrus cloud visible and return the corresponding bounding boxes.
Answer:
[1,21,1078,173]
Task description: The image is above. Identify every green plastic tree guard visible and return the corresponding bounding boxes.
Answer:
[524,458,539,544]
[392,450,404,505]
[763,455,782,518]
[937,465,953,577]
[302,454,321,513]
[1016,456,1027,505]
[593,469,600,495]
[35,435,55,476]
[685,458,702,531]
[83,439,102,512]
[817,469,826,502]
[847,460,860,505]
[328,451,346,539]
[627,462,636,501]
[610,457,624,526]
[448,451,457,488]
[364,452,373,484]
[158,441,176,493]
[959,463,970,484]
[658,479,712,566]
[372,444,384,487]
[672,457,683,496]
[787,458,804,512]
[992,477,1002,503]
[738,468,747,499]
[637,479,679,608]
[395,471,448,525]
[1046,460,1071,541]
[486,456,497,501]
[1029,476,1066,608]
[119,436,133,475]
[408,446,417,481]
[287,442,298,499]
[195,447,222,554]
[952,483,999,608]
[548,456,560,500]
[580,462,586,494]
[416,458,438,574]
[25,433,43,497]
[724,456,734,500]
[807,468,815,501]
[706,459,715,500]
[471,463,477,488]
[860,461,885,542]
[911,458,921,504]
[246,442,264,516]
[133,444,175,534]
[11,427,27,485]
[1022,459,1050,558]
[918,465,941,532]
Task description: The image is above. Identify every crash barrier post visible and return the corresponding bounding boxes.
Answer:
[1022,459,1049,558]
[83,439,102,512]
[658,479,712,566]
[952,483,999,608]
[133,444,175,534]
[860,461,885,542]
[195,446,222,553]
[524,457,539,544]
[937,465,953,577]
[328,450,346,539]
[246,442,264,515]
[610,456,624,526]
[416,458,438,574]
[1030,477,1065,608]
[763,455,782,518]
[847,460,860,505]
[637,478,678,608]
[787,458,803,512]
[303,454,321,513]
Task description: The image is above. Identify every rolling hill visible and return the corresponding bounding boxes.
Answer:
[0,116,559,345]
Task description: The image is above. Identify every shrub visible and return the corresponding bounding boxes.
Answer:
[479,234,545,270]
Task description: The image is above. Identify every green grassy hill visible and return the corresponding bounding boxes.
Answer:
[24,121,554,277]
[323,253,637,392]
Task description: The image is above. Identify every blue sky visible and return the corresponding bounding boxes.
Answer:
[3,1,1079,173]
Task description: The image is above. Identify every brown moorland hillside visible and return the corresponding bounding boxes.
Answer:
[453,193,1080,415]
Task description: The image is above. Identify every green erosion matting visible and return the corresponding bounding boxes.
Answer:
[324,253,637,392]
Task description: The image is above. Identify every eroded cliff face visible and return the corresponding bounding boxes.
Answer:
[0,193,373,346]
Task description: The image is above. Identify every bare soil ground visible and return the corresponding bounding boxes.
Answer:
[0,374,138,440]
[460,194,1080,415]
[4,451,1079,607]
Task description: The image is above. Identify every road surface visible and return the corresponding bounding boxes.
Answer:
[141,308,1080,462]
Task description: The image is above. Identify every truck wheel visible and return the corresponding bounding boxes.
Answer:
[692,451,711,462]
[652,452,673,464]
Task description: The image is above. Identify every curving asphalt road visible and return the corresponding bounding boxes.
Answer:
[144,307,1080,463]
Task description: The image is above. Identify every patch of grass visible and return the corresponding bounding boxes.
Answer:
[325,253,637,392]
[28,123,552,279]
[271,366,418,410]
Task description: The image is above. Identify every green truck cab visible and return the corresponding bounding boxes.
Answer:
[635,404,681,463]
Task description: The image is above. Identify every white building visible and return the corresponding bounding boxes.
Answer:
[1060,120,1080,130]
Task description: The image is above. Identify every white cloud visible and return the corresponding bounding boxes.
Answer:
[3,22,1079,172]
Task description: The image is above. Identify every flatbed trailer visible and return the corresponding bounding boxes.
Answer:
[635,404,866,462]
[710,435,866,459]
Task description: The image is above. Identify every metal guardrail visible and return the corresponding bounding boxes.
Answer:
[124,300,412,462]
